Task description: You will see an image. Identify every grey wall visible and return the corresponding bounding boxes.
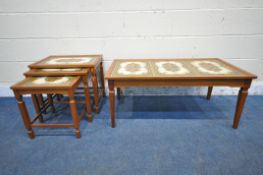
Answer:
[0,0,263,96]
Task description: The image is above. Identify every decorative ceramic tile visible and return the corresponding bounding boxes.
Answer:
[111,61,153,77]
[45,57,92,65]
[40,69,61,72]
[109,59,249,78]
[40,68,82,72]
[32,77,70,85]
[118,62,148,75]
[154,61,190,75]
[191,61,232,75]
[21,76,78,87]
[29,55,102,68]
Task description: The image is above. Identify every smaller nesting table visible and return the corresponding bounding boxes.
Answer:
[24,68,93,121]
[11,76,85,139]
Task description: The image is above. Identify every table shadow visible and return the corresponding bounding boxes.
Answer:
[111,96,233,119]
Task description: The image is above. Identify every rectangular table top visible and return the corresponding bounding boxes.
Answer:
[24,68,89,77]
[11,76,81,90]
[105,58,257,80]
[29,55,102,69]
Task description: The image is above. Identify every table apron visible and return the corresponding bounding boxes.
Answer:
[114,79,252,88]
[14,89,71,95]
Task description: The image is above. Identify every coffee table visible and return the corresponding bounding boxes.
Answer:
[29,55,105,113]
[105,58,257,128]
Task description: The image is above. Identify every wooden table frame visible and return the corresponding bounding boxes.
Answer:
[11,76,86,139]
[105,58,257,129]
[28,54,106,113]
[24,68,93,121]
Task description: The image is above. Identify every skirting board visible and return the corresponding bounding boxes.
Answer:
[1,81,263,97]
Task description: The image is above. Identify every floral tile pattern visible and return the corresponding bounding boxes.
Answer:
[40,68,82,72]
[154,61,190,75]
[191,61,232,74]
[45,57,92,65]
[21,76,78,87]
[30,55,102,68]
[112,61,153,77]
[118,62,148,75]
[110,59,246,78]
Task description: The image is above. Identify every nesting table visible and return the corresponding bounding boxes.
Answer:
[105,58,257,128]
[24,68,93,121]
[11,76,84,139]
[28,55,106,113]
[11,54,106,139]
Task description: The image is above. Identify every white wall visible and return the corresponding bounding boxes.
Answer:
[0,0,263,96]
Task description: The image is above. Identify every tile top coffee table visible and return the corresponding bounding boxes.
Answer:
[105,58,257,128]
[29,54,105,113]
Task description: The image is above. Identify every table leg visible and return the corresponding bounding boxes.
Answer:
[47,94,56,113]
[108,80,115,128]
[31,94,44,123]
[233,87,249,129]
[91,68,100,113]
[83,75,93,122]
[69,92,81,138]
[207,86,213,100]
[37,94,46,114]
[56,94,63,101]
[14,92,35,139]
[117,88,121,100]
[100,62,106,97]
[56,94,61,101]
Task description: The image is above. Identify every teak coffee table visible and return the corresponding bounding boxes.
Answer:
[29,55,105,113]
[105,58,257,128]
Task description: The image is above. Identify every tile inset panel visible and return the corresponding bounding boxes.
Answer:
[154,61,190,75]
[20,76,78,87]
[40,68,82,72]
[45,57,92,65]
[112,61,153,77]
[191,61,232,75]
[107,58,251,79]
